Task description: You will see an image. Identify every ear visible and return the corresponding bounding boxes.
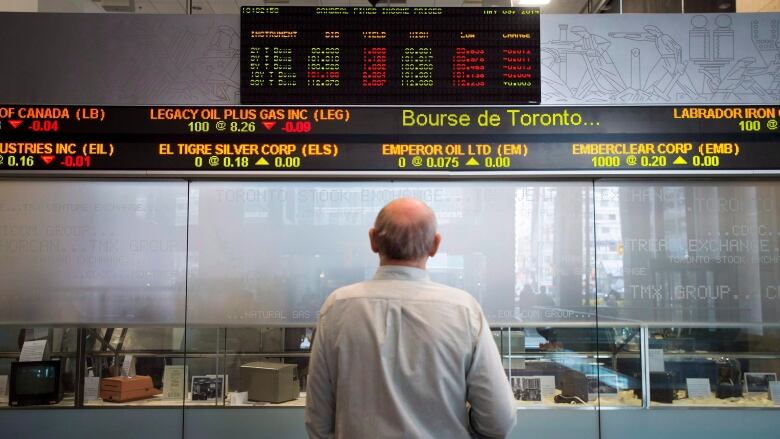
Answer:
[369,228,379,253]
[428,233,441,258]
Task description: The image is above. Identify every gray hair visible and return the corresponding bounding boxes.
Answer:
[373,199,437,261]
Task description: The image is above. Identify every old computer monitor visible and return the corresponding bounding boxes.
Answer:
[9,360,63,406]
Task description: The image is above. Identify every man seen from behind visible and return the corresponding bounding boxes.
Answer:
[305,197,516,439]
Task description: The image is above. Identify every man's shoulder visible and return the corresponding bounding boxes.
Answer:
[320,279,483,314]
[323,281,368,301]
[421,281,482,308]
[317,282,366,314]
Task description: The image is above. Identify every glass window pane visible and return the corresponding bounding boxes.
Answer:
[0,180,188,326]
[187,180,594,326]
[595,180,780,326]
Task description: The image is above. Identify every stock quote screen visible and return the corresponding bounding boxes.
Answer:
[240,7,540,104]
[0,105,777,174]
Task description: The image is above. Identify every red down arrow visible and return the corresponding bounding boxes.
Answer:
[8,119,22,129]
[40,155,55,165]
[261,121,276,130]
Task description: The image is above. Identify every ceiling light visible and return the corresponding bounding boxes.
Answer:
[512,0,552,5]
[97,0,135,13]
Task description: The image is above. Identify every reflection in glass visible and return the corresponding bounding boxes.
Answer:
[595,181,780,325]
[514,185,596,324]
[0,181,188,326]
[188,181,594,326]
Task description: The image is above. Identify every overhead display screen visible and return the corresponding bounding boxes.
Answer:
[0,105,777,174]
[240,7,541,104]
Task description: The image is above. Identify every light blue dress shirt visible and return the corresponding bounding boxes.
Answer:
[305,265,516,439]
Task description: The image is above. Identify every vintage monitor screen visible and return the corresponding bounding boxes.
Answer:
[9,360,62,406]
[240,7,541,104]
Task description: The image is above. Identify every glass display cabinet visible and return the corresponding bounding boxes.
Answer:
[183,327,311,407]
[0,326,314,408]
[7,324,778,411]
[80,327,186,407]
[645,326,780,408]
[493,325,643,408]
[492,324,780,409]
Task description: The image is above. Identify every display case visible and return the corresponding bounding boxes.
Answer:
[3,179,780,412]
[0,180,188,410]
[0,325,314,408]
[0,326,313,408]
[645,326,780,408]
[182,326,311,407]
[494,325,643,408]
[79,327,185,407]
[492,324,780,409]
[6,324,780,411]
[591,180,780,412]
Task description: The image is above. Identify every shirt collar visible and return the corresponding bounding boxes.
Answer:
[372,265,431,282]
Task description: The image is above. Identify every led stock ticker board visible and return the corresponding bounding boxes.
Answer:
[240,7,541,104]
[0,105,778,174]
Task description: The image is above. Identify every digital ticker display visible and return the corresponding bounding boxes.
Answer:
[0,105,777,175]
[240,7,540,104]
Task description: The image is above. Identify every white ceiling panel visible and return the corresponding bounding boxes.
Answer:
[153,0,186,12]
[135,0,158,13]
[191,0,216,13]
[207,1,239,13]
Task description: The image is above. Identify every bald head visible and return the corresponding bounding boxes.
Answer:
[369,198,440,264]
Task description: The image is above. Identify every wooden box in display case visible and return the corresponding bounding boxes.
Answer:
[99,376,161,403]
